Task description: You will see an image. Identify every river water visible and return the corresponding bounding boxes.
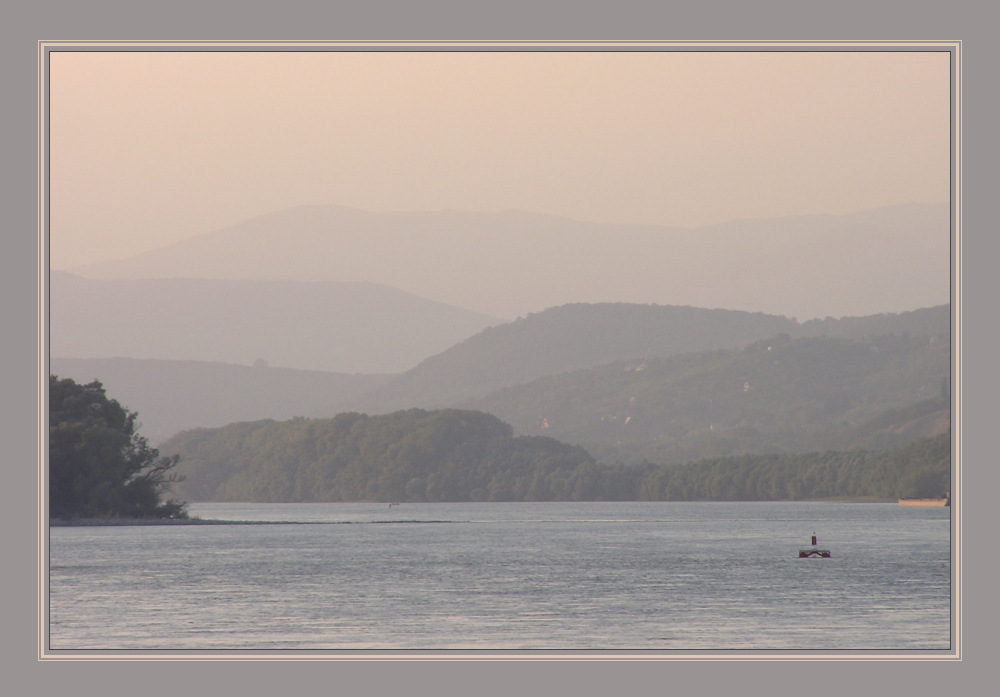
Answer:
[47,501,952,653]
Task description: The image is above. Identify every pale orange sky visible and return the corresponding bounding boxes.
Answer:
[48,48,951,269]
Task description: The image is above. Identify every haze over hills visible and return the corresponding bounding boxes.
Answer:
[332,303,950,417]
[50,357,393,445]
[50,271,503,374]
[336,303,800,414]
[50,202,952,460]
[331,303,950,462]
[51,302,950,450]
[157,307,951,501]
[66,202,950,321]
[464,330,950,465]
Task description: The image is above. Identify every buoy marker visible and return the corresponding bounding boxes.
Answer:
[799,532,831,558]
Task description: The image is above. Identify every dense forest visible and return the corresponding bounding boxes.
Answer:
[167,409,597,502]
[634,431,950,501]
[164,408,949,503]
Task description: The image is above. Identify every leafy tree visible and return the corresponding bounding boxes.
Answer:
[49,375,187,519]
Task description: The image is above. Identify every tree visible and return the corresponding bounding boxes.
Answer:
[49,375,187,519]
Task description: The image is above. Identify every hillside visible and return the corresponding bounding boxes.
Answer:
[159,408,950,503]
[464,331,950,464]
[50,272,502,374]
[335,303,799,414]
[333,303,948,417]
[163,409,597,503]
[635,431,950,502]
[50,357,394,444]
[55,303,948,446]
[795,304,951,339]
[67,202,950,321]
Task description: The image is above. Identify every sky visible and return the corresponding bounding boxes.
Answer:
[48,47,951,270]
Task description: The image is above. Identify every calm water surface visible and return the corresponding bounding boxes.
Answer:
[48,502,951,652]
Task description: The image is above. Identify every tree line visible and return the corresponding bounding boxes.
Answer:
[164,408,950,503]
[633,431,950,501]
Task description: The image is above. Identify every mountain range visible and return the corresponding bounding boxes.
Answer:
[50,202,951,465]
[463,328,950,464]
[50,271,502,374]
[65,202,950,321]
[52,303,950,457]
[335,303,799,414]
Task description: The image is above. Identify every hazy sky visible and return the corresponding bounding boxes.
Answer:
[49,48,951,269]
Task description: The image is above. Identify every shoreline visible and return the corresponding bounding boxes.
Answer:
[49,498,902,527]
[49,517,278,527]
[49,517,461,527]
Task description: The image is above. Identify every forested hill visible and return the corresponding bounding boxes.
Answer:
[334,304,947,417]
[161,408,950,503]
[464,331,950,465]
[165,409,597,503]
[338,304,799,414]
[794,304,950,339]
[52,303,949,449]
[635,430,950,502]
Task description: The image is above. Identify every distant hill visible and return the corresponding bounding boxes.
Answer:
[54,303,948,449]
[332,303,949,417]
[50,272,503,374]
[794,304,951,338]
[50,357,394,444]
[334,303,800,414]
[464,331,950,464]
[162,409,597,503]
[159,407,950,503]
[66,202,950,321]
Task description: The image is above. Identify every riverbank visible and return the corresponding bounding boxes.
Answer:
[50,517,458,526]
[49,517,275,526]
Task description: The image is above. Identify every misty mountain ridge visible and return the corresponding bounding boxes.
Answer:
[50,357,393,445]
[334,303,949,416]
[337,303,800,414]
[53,302,949,458]
[66,202,949,321]
[462,330,950,464]
[50,272,503,374]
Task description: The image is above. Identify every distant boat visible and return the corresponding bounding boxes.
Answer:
[798,533,831,558]
[898,497,949,507]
